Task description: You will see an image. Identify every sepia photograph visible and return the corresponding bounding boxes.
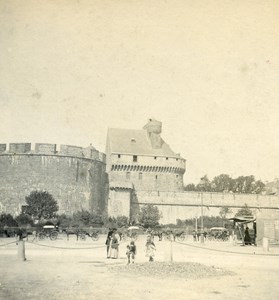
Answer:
[0,1,279,299]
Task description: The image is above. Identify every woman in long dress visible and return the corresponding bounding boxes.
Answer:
[145,236,156,262]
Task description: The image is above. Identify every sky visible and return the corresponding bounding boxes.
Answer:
[0,0,279,184]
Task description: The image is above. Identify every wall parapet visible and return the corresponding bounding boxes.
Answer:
[134,190,279,210]
[0,143,106,163]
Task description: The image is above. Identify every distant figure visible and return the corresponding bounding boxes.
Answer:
[244,226,251,245]
[31,230,37,242]
[203,231,207,241]
[110,232,119,259]
[126,240,137,264]
[145,237,156,262]
[105,228,114,258]
[192,230,197,242]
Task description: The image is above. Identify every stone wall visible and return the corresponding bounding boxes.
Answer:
[108,189,131,218]
[131,190,279,224]
[0,145,108,217]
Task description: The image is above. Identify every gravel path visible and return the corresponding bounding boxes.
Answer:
[109,261,234,279]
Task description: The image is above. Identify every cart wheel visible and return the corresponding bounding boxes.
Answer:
[91,234,99,241]
[79,233,86,240]
[50,231,58,240]
[38,233,45,240]
[176,235,184,242]
[164,234,169,241]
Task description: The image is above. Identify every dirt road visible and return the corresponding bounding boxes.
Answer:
[0,235,278,300]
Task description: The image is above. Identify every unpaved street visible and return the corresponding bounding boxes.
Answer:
[1,235,279,300]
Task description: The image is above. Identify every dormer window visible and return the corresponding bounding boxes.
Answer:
[131,138,136,143]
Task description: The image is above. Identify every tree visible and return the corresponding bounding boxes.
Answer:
[25,191,59,220]
[72,210,103,227]
[0,213,18,227]
[138,204,161,228]
[231,176,265,194]
[104,215,129,228]
[219,206,232,220]
[184,183,196,191]
[196,175,212,192]
[15,213,34,227]
[56,214,73,228]
[235,204,253,217]
[212,174,233,192]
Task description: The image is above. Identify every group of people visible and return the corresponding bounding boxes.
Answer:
[105,229,156,264]
[105,228,120,259]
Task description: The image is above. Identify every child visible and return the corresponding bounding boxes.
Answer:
[145,237,156,262]
[126,240,137,264]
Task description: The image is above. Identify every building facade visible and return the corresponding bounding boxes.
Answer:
[106,119,186,218]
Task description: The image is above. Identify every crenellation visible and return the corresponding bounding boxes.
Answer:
[0,144,6,153]
[0,143,106,163]
[9,143,31,153]
[60,144,83,157]
[35,143,57,154]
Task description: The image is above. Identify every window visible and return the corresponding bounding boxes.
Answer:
[154,156,157,160]
[126,172,130,180]
[139,172,142,180]
[155,175,158,180]
[166,157,168,160]
[133,155,137,162]
[118,154,121,158]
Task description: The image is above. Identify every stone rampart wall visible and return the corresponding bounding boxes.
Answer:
[132,191,279,224]
[0,153,108,217]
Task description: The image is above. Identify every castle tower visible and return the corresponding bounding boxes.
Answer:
[143,118,162,149]
[105,119,186,218]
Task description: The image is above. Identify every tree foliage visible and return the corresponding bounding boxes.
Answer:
[25,190,59,220]
[0,213,18,227]
[219,206,232,220]
[176,216,226,229]
[105,215,129,228]
[235,204,253,217]
[138,204,161,228]
[184,174,265,194]
[72,210,103,227]
[15,213,34,226]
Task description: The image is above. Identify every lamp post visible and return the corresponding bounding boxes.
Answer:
[199,177,206,243]
[200,191,204,243]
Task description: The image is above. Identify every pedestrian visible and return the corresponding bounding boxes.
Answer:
[192,230,197,242]
[105,228,113,258]
[31,229,37,242]
[145,237,156,262]
[244,226,251,245]
[110,232,119,259]
[126,240,137,264]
